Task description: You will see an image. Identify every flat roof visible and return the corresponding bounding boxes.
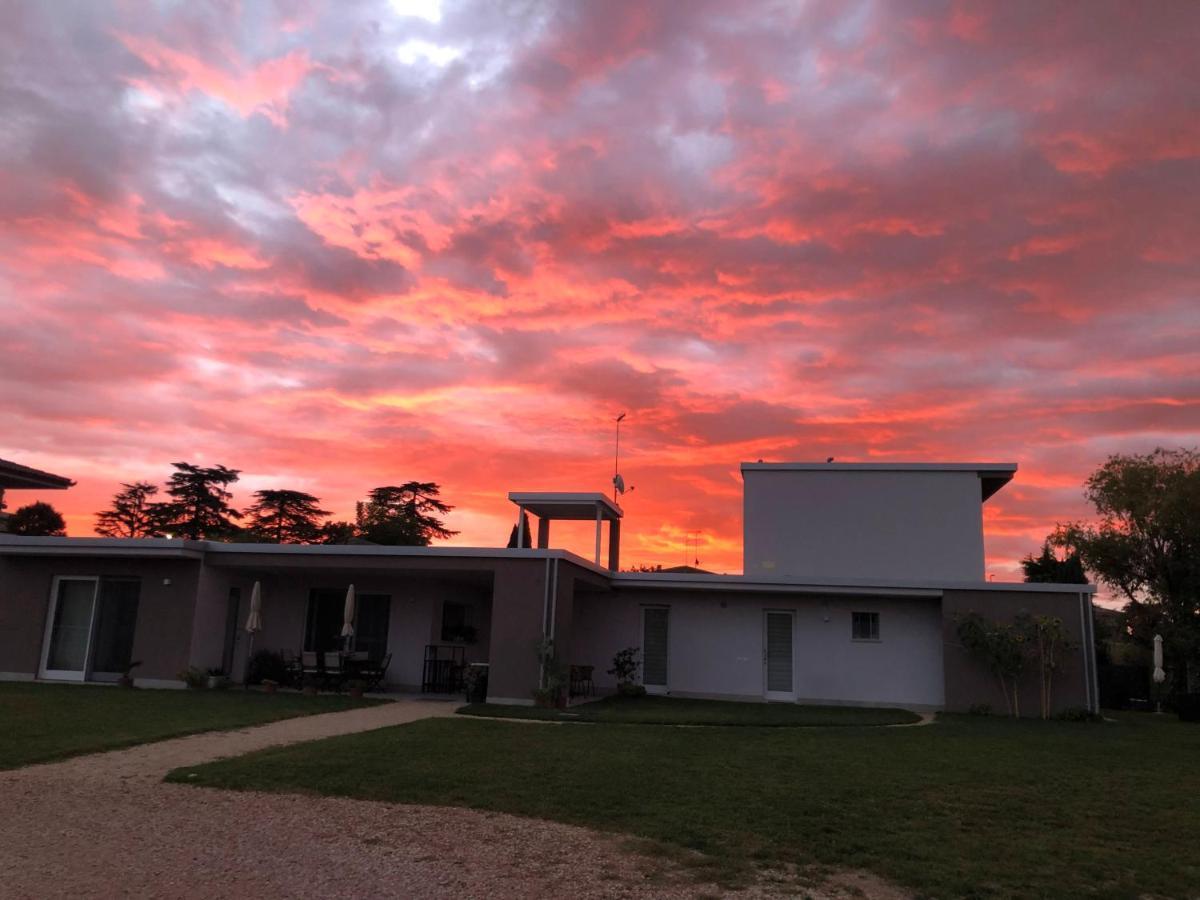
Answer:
[0,534,1095,594]
[740,461,1018,501]
[507,492,623,520]
[0,458,75,491]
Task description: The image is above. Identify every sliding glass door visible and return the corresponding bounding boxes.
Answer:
[40,576,142,682]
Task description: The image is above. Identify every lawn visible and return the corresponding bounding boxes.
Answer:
[169,711,1200,899]
[0,682,378,769]
[459,695,921,726]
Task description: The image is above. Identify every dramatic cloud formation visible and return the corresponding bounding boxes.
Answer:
[2,1,1197,585]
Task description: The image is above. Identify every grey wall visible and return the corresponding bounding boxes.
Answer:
[572,587,946,707]
[942,588,1095,715]
[0,555,201,682]
[743,469,987,581]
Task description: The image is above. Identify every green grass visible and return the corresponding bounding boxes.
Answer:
[0,682,378,769]
[169,711,1200,899]
[459,695,921,726]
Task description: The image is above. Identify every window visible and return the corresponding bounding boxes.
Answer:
[441,601,469,643]
[304,589,344,653]
[355,594,391,660]
[851,611,880,641]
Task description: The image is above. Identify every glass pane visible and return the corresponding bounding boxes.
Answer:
[46,580,96,672]
[643,608,669,686]
[92,579,141,674]
[305,589,344,652]
[355,595,390,659]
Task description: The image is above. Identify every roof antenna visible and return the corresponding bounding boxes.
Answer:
[613,413,626,501]
[827,457,835,463]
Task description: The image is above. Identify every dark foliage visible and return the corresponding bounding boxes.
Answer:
[8,501,67,536]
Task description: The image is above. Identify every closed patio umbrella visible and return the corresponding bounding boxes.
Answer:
[341,584,356,651]
[243,581,263,688]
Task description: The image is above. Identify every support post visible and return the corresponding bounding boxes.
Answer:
[516,506,526,548]
[594,504,602,565]
[537,517,550,549]
[608,518,621,571]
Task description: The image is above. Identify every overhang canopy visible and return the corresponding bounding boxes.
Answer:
[0,458,75,491]
[739,461,1017,502]
[507,492,623,521]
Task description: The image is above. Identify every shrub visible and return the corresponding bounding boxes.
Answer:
[178,667,206,689]
[608,647,641,686]
[246,649,287,685]
[1176,694,1200,723]
[617,682,647,698]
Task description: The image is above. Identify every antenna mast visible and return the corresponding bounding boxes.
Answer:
[613,413,626,501]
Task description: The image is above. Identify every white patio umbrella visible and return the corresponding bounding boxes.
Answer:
[1153,633,1166,684]
[243,581,263,688]
[341,584,356,651]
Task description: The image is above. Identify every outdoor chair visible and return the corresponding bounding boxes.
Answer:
[359,653,391,692]
[322,651,345,690]
[300,651,322,688]
[281,650,304,687]
[569,664,595,698]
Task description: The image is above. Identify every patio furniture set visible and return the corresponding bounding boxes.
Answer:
[285,650,391,692]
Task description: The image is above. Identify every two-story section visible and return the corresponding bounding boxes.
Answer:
[741,462,1017,581]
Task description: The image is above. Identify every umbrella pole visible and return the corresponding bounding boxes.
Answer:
[244,631,255,691]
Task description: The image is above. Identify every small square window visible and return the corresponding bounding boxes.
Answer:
[852,611,880,641]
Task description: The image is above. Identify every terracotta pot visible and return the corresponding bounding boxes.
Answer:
[349,687,364,699]
[263,683,278,695]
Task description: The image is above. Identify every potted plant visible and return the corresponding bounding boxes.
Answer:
[205,667,228,690]
[463,664,489,703]
[608,647,645,697]
[346,678,367,699]
[261,678,279,695]
[117,660,142,689]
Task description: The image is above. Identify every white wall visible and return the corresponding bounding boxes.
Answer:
[743,469,986,581]
[572,589,945,708]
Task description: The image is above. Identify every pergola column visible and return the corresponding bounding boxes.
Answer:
[536,517,550,549]
[608,518,621,571]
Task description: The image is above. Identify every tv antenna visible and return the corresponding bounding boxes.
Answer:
[612,413,627,501]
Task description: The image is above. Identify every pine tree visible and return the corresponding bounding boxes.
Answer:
[160,462,242,540]
[95,482,168,538]
[355,482,457,546]
[244,489,330,543]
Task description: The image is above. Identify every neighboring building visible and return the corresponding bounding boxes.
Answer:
[0,458,74,533]
[0,461,1099,714]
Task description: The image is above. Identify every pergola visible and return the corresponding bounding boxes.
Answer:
[508,492,623,570]
[0,457,74,512]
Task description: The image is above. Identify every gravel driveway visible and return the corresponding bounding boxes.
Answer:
[0,699,907,899]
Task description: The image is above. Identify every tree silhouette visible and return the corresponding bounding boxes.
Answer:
[244,489,330,543]
[9,501,67,536]
[506,511,532,548]
[1056,447,1200,666]
[355,482,457,546]
[319,520,359,545]
[1021,541,1087,584]
[95,482,168,538]
[160,462,242,540]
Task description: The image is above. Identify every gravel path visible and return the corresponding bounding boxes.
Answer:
[0,699,909,899]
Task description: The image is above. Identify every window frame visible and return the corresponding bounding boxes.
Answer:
[851,611,881,642]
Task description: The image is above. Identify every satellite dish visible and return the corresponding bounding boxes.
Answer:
[613,473,626,495]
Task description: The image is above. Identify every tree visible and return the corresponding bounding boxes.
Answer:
[1021,541,1087,584]
[320,521,359,545]
[956,612,1027,717]
[1054,448,1200,668]
[355,482,457,546]
[95,482,168,538]
[8,501,67,536]
[244,489,330,543]
[1017,611,1075,719]
[160,462,242,540]
[506,511,532,548]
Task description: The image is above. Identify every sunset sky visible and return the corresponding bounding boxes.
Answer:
[1,1,1197,580]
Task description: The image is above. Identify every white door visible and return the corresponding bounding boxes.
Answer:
[641,606,669,694]
[39,577,99,681]
[763,610,795,701]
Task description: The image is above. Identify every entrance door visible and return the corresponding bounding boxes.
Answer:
[40,577,142,682]
[763,610,795,701]
[221,587,241,676]
[40,577,100,681]
[641,606,669,694]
